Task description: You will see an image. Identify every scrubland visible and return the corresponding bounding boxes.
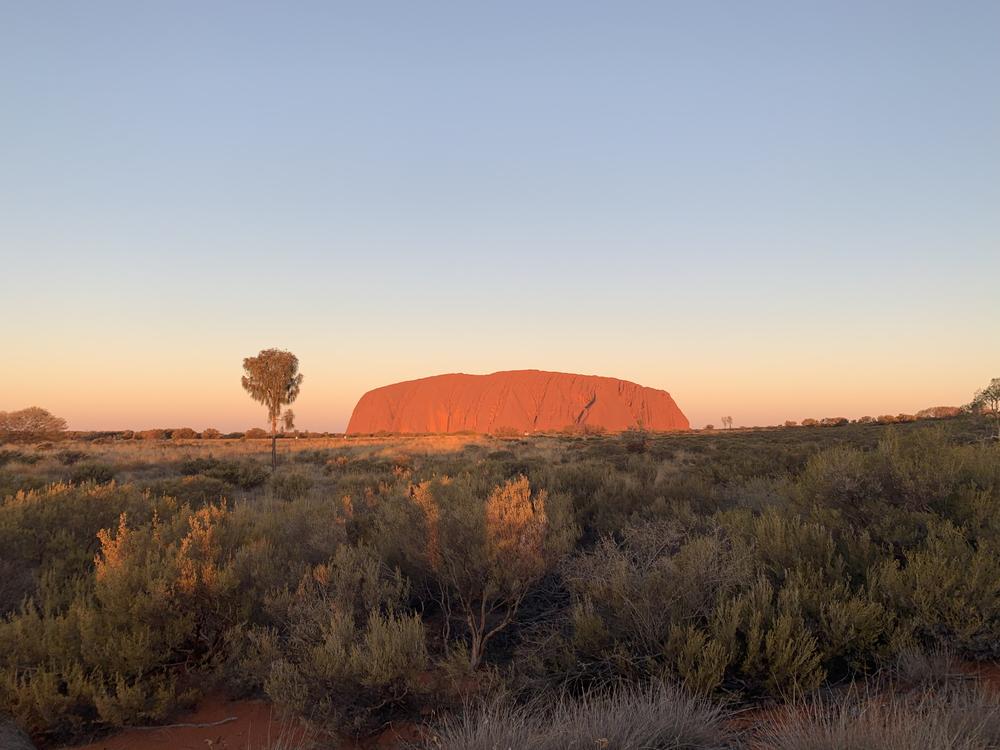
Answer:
[1,417,1000,748]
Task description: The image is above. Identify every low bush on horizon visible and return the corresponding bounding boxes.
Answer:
[1,414,999,746]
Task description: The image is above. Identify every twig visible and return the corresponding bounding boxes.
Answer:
[123,716,238,731]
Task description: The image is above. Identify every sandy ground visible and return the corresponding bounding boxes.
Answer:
[64,696,306,750]
[62,695,424,750]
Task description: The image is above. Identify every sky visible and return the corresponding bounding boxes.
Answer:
[2,1,998,431]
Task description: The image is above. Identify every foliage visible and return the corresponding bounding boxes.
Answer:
[3,417,1000,745]
[241,348,304,469]
[68,463,116,485]
[378,474,576,668]
[0,408,67,442]
[234,545,427,737]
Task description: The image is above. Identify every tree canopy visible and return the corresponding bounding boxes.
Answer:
[0,407,67,441]
[241,348,303,468]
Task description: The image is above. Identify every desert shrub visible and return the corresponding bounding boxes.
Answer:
[552,522,744,692]
[56,449,86,466]
[376,474,577,668]
[426,681,732,750]
[170,427,198,440]
[0,471,47,500]
[0,502,239,740]
[801,419,818,427]
[621,426,649,454]
[201,428,222,439]
[136,429,168,440]
[268,471,313,501]
[179,456,218,475]
[0,483,161,604]
[797,446,880,522]
[224,495,350,612]
[234,545,427,737]
[873,518,1000,658]
[538,509,896,697]
[68,463,115,485]
[147,475,229,506]
[0,450,31,467]
[917,406,963,420]
[291,449,332,465]
[204,460,269,490]
[245,427,268,439]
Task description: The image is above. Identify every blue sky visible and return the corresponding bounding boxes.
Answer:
[2,1,998,430]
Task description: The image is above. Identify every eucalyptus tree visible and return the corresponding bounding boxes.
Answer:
[972,377,1000,439]
[241,348,304,469]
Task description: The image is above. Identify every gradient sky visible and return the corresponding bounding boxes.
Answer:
[2,2,998,431]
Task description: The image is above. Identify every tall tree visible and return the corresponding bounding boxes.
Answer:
[971,377,1000,439]
[241,349,304,469]
[0,407,67,442]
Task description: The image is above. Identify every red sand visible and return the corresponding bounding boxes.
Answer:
[346,369,689,434]
[65,697,305,750]
[63,695,421,750]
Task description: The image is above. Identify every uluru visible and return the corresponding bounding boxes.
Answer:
[346,370,689,434]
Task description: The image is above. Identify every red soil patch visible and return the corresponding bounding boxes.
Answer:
[61,696,424,750]
[64,696,307,750]
[347,369,689,434]
[341,722,425,749]
[959,661,1000,692]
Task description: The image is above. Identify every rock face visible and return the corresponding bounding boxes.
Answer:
[346,370,689,434]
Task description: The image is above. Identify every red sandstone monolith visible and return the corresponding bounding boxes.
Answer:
[346,370,689,434]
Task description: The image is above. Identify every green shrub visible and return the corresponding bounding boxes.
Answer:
[56,449,87,466]
[235,545,427,737]
[376,474,577,668]
[268,471,313,501]
[68,463,116,485]
[874,519,1000,657]
[204,460,269,490]
[147,475,229,506]
[0,502,237,741]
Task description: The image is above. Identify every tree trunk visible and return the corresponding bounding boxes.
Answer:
[468,628,483,670]
[271,417,278,470]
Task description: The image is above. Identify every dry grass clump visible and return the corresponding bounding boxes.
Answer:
[756,686,1000,750]
[426,682,733,750]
